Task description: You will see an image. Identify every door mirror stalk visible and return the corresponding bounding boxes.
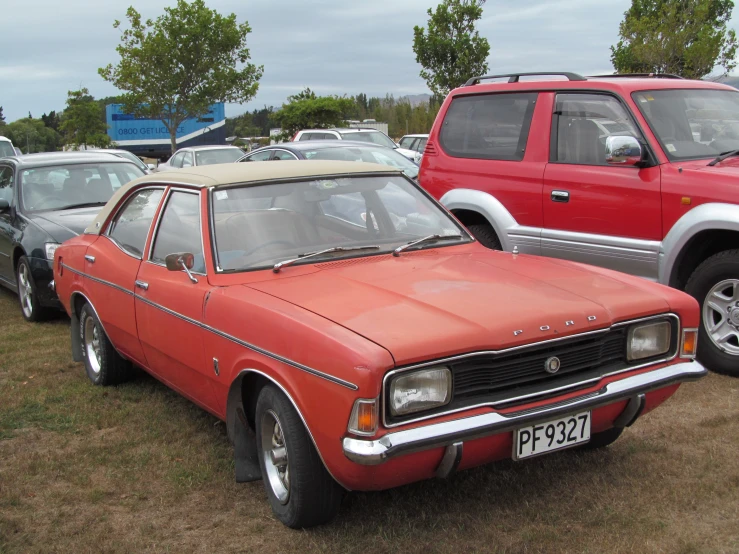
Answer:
[164,252,198,283]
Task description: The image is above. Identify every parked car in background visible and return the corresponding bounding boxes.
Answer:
[13,147,23,156]
[421,71,739,377]
[292,128,421,163]
[0,152,145,320]
[0,136,16,158]
[85,148,151,174]
[154,145,245,172]
[399,134,429,158]
[239,140,419,180]
[54,160,705,528]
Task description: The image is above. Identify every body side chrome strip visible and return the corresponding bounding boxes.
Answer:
[62,263,134,296]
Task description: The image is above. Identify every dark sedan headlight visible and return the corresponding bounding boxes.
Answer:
[389,367,451,416]
[45,242,59,260]
[627,320,672,361]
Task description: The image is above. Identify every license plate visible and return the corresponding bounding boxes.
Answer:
[513,411,591,460]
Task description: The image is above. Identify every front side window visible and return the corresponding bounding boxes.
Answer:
[211,175,468,272]
[195,148,244,166]
[399,137,414,149]
[20,163,144,212]
[169,152,184,168]
[107,188,164,258]
[272,150,298,161]
[440,92,537,161]
[181,152,194,168]
[0,167,13,204]
[243,149,274,162]
[633,88,739,161]
[553,93,642,165]
[151,191,204,273]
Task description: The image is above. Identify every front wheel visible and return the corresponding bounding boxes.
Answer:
[255,385,343,528]
[16,256,51,322]
[685,250,739,377]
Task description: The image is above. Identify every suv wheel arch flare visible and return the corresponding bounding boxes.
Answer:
[660,203,739,286]
[226,368,351,490]
[439,189,518,251]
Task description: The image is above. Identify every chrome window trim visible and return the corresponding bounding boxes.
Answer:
[104,185,167,260]
[381,313,680,429]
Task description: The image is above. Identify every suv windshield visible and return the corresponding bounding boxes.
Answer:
[195,148,244,166]
[0,141,15,158]
[211,174,467,272]
[20,162,144,212]
[342,132,397,149]
[302,145,419,179]
[633,89,739,161]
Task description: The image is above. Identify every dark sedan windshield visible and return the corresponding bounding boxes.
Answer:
[195,148,244,166]
[633,89,739,160]
[302,145,419,179]
[211,174,468,272]
[20,162,144,212]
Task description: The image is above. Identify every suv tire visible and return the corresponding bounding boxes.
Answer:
[466,223,502,250]
[685,249,739,377]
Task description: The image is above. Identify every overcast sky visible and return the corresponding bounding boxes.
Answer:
[1,0,737,122]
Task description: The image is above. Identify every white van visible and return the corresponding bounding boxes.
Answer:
[0,136,15,158]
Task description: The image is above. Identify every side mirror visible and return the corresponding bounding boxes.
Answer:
[165,252,198,283]
[147,163,157,171]
[605,135,643,166]
[0,199,9,211]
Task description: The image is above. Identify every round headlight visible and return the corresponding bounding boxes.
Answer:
[389,366,451,416]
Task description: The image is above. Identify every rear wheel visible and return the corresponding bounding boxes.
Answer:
[16,256,51,322]
[255,385,343,528]
[466,223,502,250]
[685,250,739,377]
[79,303,133,386]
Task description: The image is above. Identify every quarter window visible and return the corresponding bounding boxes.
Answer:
[552,93,642,165]
[151,191,205,273]
[107,188,164,258]
[439,92,537,160]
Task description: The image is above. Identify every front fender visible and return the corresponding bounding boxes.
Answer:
[660,202,739,285]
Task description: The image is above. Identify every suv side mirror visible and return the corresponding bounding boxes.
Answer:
[605,136,643,166]
[0,199,9,211]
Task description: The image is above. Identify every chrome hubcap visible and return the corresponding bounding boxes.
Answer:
[84,316,102,374]
[261,410,289,504]
[17,263,33,318]
[703,279,739,355]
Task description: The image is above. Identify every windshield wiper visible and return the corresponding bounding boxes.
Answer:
[708,149,739,166]
[393,234,464,257]
[273,245,380,273]
[60,202,108,210]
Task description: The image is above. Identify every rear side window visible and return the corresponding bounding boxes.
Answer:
[107,188,164,258]
[439,93,537,161]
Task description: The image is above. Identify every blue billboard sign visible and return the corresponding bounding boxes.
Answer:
[106,103,226,158]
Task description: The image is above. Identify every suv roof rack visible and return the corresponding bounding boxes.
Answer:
[589,73,685,80]
[464,72,586,86]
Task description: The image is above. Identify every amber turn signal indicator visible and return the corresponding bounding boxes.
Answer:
[347,399,378,436]
[681,197,692,205]
[681,329,698,359]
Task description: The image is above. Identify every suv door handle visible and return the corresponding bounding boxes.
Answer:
[551,190,570,203]
[135,280,149,291]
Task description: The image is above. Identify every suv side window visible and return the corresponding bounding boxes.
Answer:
[0,166,14,204]
[107,188,164,258]
[552,93,642,165]
[439,93,537,161]
[151,191,205,273]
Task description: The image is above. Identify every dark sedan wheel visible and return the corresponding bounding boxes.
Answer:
[685,250,739,377]
[79,303,132,386]
[16,256,50,322]
[255,385,343,528]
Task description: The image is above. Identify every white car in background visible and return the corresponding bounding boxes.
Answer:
[399,134,429,159]
[0,136,16,158]
[154,145,245,172]
[292,128,421,164]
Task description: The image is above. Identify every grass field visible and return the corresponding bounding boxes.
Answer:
[0,286,738,553]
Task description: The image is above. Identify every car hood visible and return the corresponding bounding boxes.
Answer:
[247,247,671,365]
[679,157,739,176]
[28,207,103,243]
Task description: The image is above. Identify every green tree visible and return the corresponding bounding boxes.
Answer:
[2,118,62,153]
[99,0,263,154]
[413,0,490,96]
[41,111,61,132]
[59,88,112,148]
[272,88,355,139]
[611,0,738,78]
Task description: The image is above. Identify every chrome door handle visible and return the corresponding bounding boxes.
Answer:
[135,280,149,290]
[84,255,96,263]
[551,190,570,203]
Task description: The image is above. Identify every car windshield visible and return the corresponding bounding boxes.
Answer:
[302,146,419,179]
[20,162,144,212]
[343,132,397,149]
[0,141,15,158]
[195,148,244,166]
[211,174,468,272]
[633,89,739,161]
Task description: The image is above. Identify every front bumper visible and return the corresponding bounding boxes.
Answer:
[343,361,706,465]
[28,257,62,309]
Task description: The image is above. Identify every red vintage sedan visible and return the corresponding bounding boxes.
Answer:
[53,161,706,528]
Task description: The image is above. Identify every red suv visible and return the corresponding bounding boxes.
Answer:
[420,72,739,376]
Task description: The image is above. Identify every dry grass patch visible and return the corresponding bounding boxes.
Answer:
[0,287,738,553]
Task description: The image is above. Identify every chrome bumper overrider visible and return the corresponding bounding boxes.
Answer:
[343,361,706,465]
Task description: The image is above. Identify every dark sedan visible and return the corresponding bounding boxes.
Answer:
[0,153,145,320]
